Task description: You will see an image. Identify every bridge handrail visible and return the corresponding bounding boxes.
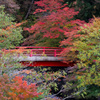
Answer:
[3,46,64,57]
[15,46,63,49]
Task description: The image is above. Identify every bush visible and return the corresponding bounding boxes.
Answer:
[0,74,42,100]
[73,17,100,98]
[0,5,24,75]
[0,5,23,49]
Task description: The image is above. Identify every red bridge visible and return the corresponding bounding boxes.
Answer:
[3,46,74,67]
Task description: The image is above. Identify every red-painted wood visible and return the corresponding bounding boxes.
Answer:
[4,46,64,57]
[20,61,75,67]
[15,46,63,49]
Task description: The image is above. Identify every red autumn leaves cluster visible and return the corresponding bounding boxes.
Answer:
[0,74,42,100]
[24,0,85,60]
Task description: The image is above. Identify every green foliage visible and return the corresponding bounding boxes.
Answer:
[73,17,100,98]
[24,67,68,99]
[0,5,23,49]
[35,36,62,47]
[0,5,24,76]
[76,0,95,22]
[0,5,43,100]
[80,85,100,99]
[22,30,64,47]
[0,51,22,76]
[64,0,100,22]
[33,87,50,100]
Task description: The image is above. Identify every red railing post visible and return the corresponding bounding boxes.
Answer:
[54,50,56,57]
[30,50,33,57]
[43,47,45,54]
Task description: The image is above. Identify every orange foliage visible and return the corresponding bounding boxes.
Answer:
[5,21,27,31]
[0,74,42,100]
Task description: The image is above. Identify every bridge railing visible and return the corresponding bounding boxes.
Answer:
[3,46,63,57]
[29,49,63,57]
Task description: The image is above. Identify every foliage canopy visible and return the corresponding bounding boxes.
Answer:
[74,17,100,98]
[0,6,23,49]
[23,0,85,61]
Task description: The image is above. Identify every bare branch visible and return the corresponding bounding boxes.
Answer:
[24,0,34,19]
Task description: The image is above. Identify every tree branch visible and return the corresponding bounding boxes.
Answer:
[24,0,34,19]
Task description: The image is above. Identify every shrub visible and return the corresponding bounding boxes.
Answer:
[0,74,42,100]
[73,17,100,98]
[0,5,23,49]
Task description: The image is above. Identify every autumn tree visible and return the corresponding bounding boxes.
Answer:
[0,5,23,49]
[23,0,85,61]
[73,17,100,99]
[0,5,24,75]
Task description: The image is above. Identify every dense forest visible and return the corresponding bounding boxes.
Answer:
[0,0,100,100]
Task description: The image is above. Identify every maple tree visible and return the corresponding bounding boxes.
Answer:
[23,0,85,61]
[0,5,23,49]
[0,74,42,100]
[73,17,100,98]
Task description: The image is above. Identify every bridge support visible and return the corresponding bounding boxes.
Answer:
[20,61,75,67]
